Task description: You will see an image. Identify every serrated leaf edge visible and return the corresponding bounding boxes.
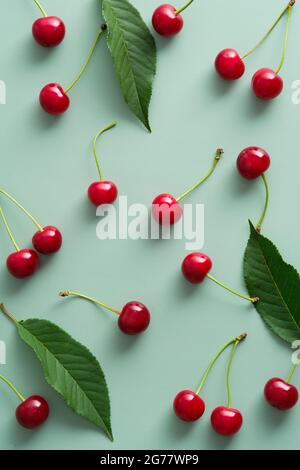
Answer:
[17,319,113,440]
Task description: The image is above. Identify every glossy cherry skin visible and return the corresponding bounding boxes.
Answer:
[6,249,39,279]
[211,406,243,436]
[215,49,245,81]
[182,253,212,284]
[152,4,183,37]
[39,83,70,115]
[152,194,183,225]
[16,396,49,429]
[32,226,62,255]
[173,390,205,422]
[264,378,299,411]
[237,147,270,180]
[32,16,65,48]
[88,181,118,206]
[118,301,150,335]
[252,68,283,100]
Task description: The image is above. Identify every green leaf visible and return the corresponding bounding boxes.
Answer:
[102,0,156,131]
[16,318,113,440]
[244,221,300,344]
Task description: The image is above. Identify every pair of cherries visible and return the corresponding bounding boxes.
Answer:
[174,334,246,436]
[0,189,62,278]
[59,291,151,336]
[215,1,295,100]
[152,146,270,229]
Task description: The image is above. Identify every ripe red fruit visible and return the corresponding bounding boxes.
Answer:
[237,146,270,180]
[215,49,245,81]
[152,194,183,225]
[152,4,183,36]
[118,301,151,335]
[251,68,283,100]
[88,181,118,206]
[16,396,49,429]
[211,406,243,436]
[32,16,65,47]
[181,253,212,284]
[264,378,299,411]
[6,249,39,278]
[39,83,70,115]
[173,390,205,421]
[32,226,62,255]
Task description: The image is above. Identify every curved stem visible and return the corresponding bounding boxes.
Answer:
[59,291,120,316]
[207,274,259,303]
[0,188,42,231]
[64,25,107,94]
[0,207,20,252]
[286,363,298,383]
[275,3,293,74]
[0,304,18,323]
[33,0,47,17]
[175,0,194,16]
[176,149,224,203]
[226,339,241,408]
[196,338,236,395]
[256,174,269,233]
[92,122,117,182]
[241,1,294,60]
[0,374,25,402]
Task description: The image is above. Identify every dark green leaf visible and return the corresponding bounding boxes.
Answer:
[244,221,300,344]
[16,318,112,440]
[102,0,156,131]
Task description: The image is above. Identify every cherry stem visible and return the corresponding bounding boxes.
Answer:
[176,149,224,203]
[256,174,269,233]
[175,0,194,16]
[59,291,120,316]
[226,335,246,408]
[275,2,293,74]
[64,25,107,94]
[241,1,295,61]
[33,0,47,17]
[0,188,43,232]
[286,362,298,383]
[0,207,20,252]
[0,304,18,323]
[206,274,259,303]
[92,122,117,182]
[0,373,25,402]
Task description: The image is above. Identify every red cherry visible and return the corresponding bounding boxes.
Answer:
[152,4,183,37]
[32,16,65,47]
[6,249,39,278]
[152,194,183,225]
[181,253,212,284]
[215,49,245,81]
[173,390,205,421]
[32,226,62,255]
[118,301,150,335]
[87,181,118,206]
[237,146,270,180]
[39,83,70,115]
[264,378,299,411]
[211,406,243,436]
[251,68,283,100]
[16,395,49,429]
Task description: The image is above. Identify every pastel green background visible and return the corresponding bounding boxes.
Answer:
[0,0,299,451]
